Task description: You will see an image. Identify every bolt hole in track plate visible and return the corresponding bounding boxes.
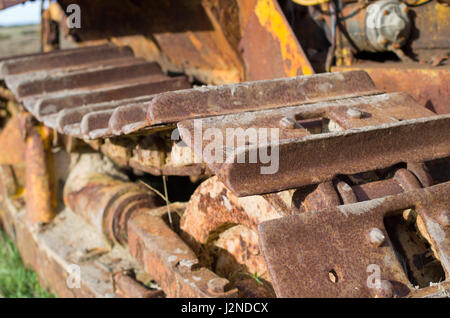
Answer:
[178,89,450,197]
[258,182,450,298]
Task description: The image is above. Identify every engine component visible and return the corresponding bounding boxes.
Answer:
[344,0,411,52]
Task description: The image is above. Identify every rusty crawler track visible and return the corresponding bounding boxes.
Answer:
[0,44,449,298]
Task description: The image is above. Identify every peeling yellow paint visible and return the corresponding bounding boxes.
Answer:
[436,3,450,37]
[254,0,313,76]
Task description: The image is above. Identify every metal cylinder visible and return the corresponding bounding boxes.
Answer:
[343,0,411,52]
[64,173,163,244]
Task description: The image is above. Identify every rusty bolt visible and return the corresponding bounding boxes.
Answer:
[373,280,394,298]
[346,108,363,119]
[438,211,449,227]
[368,228,385,247]
[383,9,389,15]
[279,117,300,129]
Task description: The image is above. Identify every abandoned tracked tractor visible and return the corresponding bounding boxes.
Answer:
[0,0,449,298]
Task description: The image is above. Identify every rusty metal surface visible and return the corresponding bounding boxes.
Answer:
[10,60,163,99]
[127,204,238,298]
[0,44,133,78]
[178,92,434,144]
[0,154,151,297]
[258,181,450,298]
[333,63,450,115]
[57,0,244,85]
[219,115,449,196]
[0,114,27,165]
[0,0,25,10]
[179,162,439,292]
[180,175,339,289]
[408,2,450,51]
[64,173,163,244]
[147,70,379,126]
[3,60,383,142]
[68,70,378,139]
[61,167,237,297]
[40,77,189,132]
[0,197,152,297]
[1,44,192,143]
[25,126,55,225]
[291,181,341,213]
[56,0,314,83]
[236,0,314,80]
[88,134,208,177]
[113,272,165,298]
[181,176,287,245]
[0,165,16,230]
[178,90,447,196]
[1,0,448,300]
[336,168,423,204]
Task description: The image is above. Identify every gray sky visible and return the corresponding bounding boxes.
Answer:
[0,1,41,26]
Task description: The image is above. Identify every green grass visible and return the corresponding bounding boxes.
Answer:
[0,230,55,298]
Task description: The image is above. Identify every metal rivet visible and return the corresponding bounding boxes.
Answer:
[369,228,385,247]
[279,117,300,129]
[347,108,363,119]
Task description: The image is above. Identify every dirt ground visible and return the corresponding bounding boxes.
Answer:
[0,24,40,58]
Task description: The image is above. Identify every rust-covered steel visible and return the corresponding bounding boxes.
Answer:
[146,70,379,126]
[0,44,135,78]
[336,168,422,204]
[2,56,379,140]
[113,272,165,298]
[55,0,314,84]
[63,170,239,297]
[25,125,55,225]
[57,0,245,85]
[97,70,379,138]
[12,60,163,99]
[178,160,442,291]
[259,181,450,298]
[218,116,449,196]
[0,0,449,300]
[333,63,450,115]
[236,0,314,80]
[180,176,290,288]
[0,0,25,10]
[64,173,163,244]
[128,204,239,298]
[0,172,155,297]
[1,44,191,142]
[0,114,27,165]
[181,176,288,245]
[178,90,448,196]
